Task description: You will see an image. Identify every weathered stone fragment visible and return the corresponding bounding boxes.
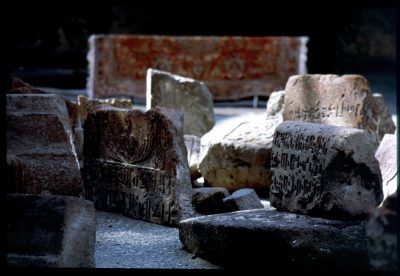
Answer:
[266,90,285,118]
[199,114,281,195]
[372,93,396,136]
[283,74,383,143]
[7,194,96,267]
[193,187,230,215]
[374,134,397,203]
[367,193,397,271]
[222,188,264,211]
[6,94,83,196]
[184,135,202,180]
[146,69,215,137]
[270,121,383,219]
[84,106,194,226]
[179,209,369,269]
[6,84,82,157]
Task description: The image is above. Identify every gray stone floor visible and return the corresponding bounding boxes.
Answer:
[95,210,220,269]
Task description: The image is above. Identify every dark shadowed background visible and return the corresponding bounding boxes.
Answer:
[4,4,397,112]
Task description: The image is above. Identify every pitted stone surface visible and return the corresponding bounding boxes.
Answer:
[270,121,383,219]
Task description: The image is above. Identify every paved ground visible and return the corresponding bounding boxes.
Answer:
[95,210,220,269]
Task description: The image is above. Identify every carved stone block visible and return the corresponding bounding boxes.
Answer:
[83,106,194,225]
[269,121,383,219]
[6,94,83,196]
[283,74,385,143]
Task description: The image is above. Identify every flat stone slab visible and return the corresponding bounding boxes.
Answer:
[84,106,194,226]
[270,121,383,219]
[6,94,83,196]
[146,69,215,137]
[7,194,96,267]
[179,209,369,269]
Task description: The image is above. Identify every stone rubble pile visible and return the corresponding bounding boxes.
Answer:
[6,71,396,270]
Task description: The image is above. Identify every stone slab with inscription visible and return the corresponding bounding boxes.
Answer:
[283,74,387,144]
[83,106,194,226]
[6,94,83,196]
[179,209,369,269]
[146,69,215,137]
[270,121,383,219]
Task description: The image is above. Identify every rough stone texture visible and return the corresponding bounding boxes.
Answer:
[75,95,133,167]
[283,74,383,144]
[266,90,285,118]
[6,84,83,165]
[6,94,83,196]
[199,114,282,195]
[7,194,96,267]
[83,106,194,226]
[179,209,369,269]
[367,193,397,271]
[88,35,308,100]
[146,69,215,137]
[7,154,26,193]
[184,135,202,180]
[270,121,383,219]
[374,134,397,203]
[192,187,230,215]
[222,188,264,211]
[372,93,396,136]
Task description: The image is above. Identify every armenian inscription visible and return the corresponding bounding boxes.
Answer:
[83,106,193,225]
[270,121,383,219]
[283,74,383,143]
